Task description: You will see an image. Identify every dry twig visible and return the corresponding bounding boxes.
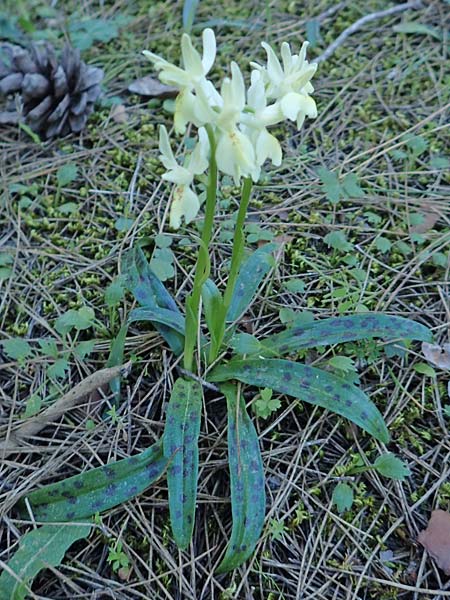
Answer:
[316,0,424,63]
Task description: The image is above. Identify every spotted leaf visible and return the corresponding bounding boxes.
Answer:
[216,384,265,573]
[209,359,389,443]
[122,246,184,354]
[128,306,185,334]
[163,377,202,549]
[226,243,276,325]
[19,441,168,522]
[254,314,432,357]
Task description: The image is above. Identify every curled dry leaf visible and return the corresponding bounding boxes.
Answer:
[110,103,128,123]
[422,342,450,370]
[0,361,132,455]
[128,75,177,98]
[418,509,450,575]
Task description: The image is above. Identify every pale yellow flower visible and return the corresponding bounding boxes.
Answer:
[159,125,209,228]
[144,28,219,133]
[251,40,317,128]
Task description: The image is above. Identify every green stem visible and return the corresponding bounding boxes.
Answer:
[223,177,252,311]
[183,125,217,372]
[208,177,253,363]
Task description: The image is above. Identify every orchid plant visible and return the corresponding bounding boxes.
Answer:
[21,30,433,572]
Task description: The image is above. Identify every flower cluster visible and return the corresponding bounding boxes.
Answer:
[144,28,317,228]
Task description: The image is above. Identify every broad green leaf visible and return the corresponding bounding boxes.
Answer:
[245,223,274,244]
[37,338,59,358]
[283,279,306,293]
[373,453,410,480]
[405,134,428,157]
[342,173,364,197]
[0,252,13,266]
[226,243,276,324]
[154,234,172,248]
[332,483,354,513]
[0,266,12,279]
[0,11,25,43]
[54,307,95,335]
[414,362,436,377]
[122,247,184,355]
[328,356,356,374]
[105,278,125,308]
[430,155,450,169]
[128,306,185,334]
[23,393,42,418]
[73,339,95,360]
[20,441,168,522]
[317,167,344,204]
[0,523,91,600]
[114,217,134,232]
[56,163,78,187]
[229,333,262,355]
[1,338,33,361]
[255,314,433,357]
[201,278,225,356]
[209,359,389,443]
[375,237,392,253]
[163,378,202,549]
[254,388,281,419]
[216,384,265,573]
[68,16,131,50]
[47,358,69,379]
[150,247,175,281]
[323,231,353,252]
[57,202,78,215]
[183,0,200,32]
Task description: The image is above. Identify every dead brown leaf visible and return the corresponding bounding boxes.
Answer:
[0,361,132,455]
[422,342,450,370]
[418,509,450,575]
[111,103,129,123]
[410,209,440,233]
[128,76,177,98]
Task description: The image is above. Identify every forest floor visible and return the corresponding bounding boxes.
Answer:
[1,0,449,598]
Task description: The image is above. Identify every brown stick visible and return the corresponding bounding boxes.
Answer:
[316,1,424,63]
[0,361,132,455]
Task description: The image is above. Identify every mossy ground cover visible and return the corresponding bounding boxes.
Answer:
[1,1,449,598]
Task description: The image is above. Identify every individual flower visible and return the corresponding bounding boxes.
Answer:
[243,70,282,168]
[251,40,317,129]
[214,62,259,184]
[143,29,220,133]
[159,125,209,228]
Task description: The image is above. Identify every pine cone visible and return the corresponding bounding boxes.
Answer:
[0,42,104,137]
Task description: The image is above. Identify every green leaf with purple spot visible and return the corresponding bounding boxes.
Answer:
[163,377,202,549]
[19,441,168,522]
[226,243,276,325]
[209,359,389,443]
[122,246,184,354]
[128,306,185,334]
[216,384,265,573]
[254,314,432,357]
